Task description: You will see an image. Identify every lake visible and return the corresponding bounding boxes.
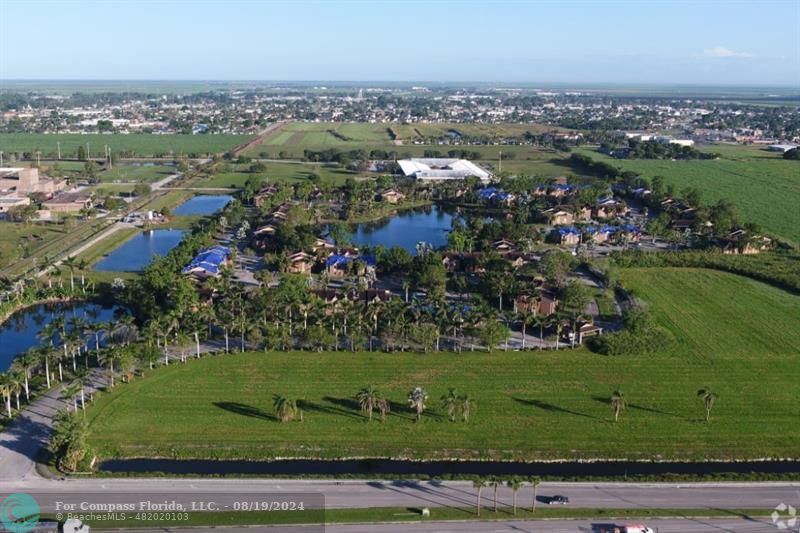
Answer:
[351,205,456,254]
[0,302,122,370]
[173,195,232,216]
[94,229,186,272]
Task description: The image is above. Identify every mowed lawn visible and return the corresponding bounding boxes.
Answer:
[97,164,174,183]
[86,268,800,462]
[577,146,800,244]
[199,163,364,187]
[0,133,251,158]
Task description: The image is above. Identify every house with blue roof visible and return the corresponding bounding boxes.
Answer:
[182,245,231,279]
[325,253,377,278]
[550,226,581,246]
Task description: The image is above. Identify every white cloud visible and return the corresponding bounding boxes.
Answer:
[704,46,754,59]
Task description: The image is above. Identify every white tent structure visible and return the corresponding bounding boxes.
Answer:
[397,158,491,181]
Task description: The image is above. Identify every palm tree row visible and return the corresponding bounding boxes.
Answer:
[472,476,542,517]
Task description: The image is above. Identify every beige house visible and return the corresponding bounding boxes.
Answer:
[42,192,93,213]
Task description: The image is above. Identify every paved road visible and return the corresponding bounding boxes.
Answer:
[139,518,787,533]
[2,477,798,511]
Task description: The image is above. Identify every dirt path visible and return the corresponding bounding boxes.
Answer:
[232,121,287,157]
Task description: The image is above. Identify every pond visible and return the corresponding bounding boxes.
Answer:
[97,457,800,478]
[173,195,233,216]
[0,302,122,371]
[351,205,456,254]
[94,229,186,272]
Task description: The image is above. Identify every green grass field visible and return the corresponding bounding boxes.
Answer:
[0,224,67,269]
[0,133,252,158]
[245,122,576,179]
[200,162,369,187]
[97,164,174,183]
[86,268,800,462]
[576,146,800,244]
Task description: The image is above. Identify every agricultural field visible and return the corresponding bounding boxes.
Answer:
[86,268,800,462]
[246,122,577,178]
[576,145,800,244]
[0,133,252,158]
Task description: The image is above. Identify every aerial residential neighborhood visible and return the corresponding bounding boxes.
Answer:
[0,1,798,533]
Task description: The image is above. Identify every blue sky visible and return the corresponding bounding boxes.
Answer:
[1,0,798,85]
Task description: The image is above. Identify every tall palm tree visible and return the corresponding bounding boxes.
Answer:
[507,477,524,516]
[489,476,501,513]
[73,368,90,410]
[472,477,486,517]
[697,388,718,422]
[533,314,549,350]
[441,387,459,422]
[356,385,382,422]
[407,387,427,423]
[14,352,36,401]
[0,374,13,418]
[517,310,535,350]
[62,256,78,293]
[529,476,541,513]
[610,388,626,422]
[273,395,299,423]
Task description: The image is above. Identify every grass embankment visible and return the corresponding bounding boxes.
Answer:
[42,507,772,529]
[576,145,800,244]
[74,228,140,267]
[86,268,800,462]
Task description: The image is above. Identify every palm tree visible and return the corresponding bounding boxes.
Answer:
[73,368,90,410]
[273,395,299,423]
[441,387,459,422]
[489,476,501,513]
[517,310,535,350]
[62,383,80,412]
[472,477,486,517]
[0,374,13,418]
[15,352,36,401]
[697,387,718,422]
[356,385,381,422]
[407,387,427,423]
[376,397,390,422]
[98,350,118,388]
[62,256,79,293]
[459,393,474,422]
[9,374,22,411]
[39,347,55,389]
[402,280,411,303]
[533,314,548,350]
[507,477,524,516]
[529,476,541,513]
[610,388,626,422]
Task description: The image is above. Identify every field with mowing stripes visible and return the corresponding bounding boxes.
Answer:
[576,146,800,244]
[87,268,800,462]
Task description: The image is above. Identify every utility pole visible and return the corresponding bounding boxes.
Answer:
[36,151,41,167]
[57,141,61,160]
[0,151,4,167]
[86,143,90,160]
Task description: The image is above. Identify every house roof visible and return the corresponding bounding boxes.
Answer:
[182,245,230,275]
